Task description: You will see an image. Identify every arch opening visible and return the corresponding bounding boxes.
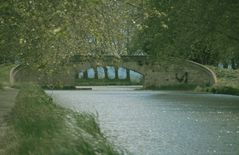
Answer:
[75,66,144,86]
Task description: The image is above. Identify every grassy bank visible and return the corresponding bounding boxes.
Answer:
[0,85,124,155]
[196,66,239,96]
[208,66,239,88]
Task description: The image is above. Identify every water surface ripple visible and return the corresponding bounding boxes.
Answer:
[46,86,239,155]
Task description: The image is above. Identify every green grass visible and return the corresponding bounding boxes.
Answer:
[0,85,124,155]
[0,64,15,87]
[196,66,239,95]
[207,66,239,88]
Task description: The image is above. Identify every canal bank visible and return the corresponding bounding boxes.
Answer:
[0,85,124,155]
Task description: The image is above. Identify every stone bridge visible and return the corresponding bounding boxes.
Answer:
[10,55,217,88]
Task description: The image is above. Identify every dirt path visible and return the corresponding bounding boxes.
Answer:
[0,88,18,122]
[0,88,18,151]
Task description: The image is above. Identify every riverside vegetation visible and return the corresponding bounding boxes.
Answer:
[0,85,124,155]
[195,66,239,96]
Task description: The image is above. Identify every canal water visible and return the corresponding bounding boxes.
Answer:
[46,86,239,155]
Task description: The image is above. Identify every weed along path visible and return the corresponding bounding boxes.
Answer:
[48,86,239,155]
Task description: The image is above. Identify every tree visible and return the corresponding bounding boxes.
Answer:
[0,1,21,64]
[1,0,139,68]
[130,0,239,67]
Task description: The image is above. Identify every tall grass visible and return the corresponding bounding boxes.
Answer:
[0,85,124,155]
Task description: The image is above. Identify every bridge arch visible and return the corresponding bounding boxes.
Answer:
[72,61,145,85]
[75,65,144,86]
[76,66,144,79]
